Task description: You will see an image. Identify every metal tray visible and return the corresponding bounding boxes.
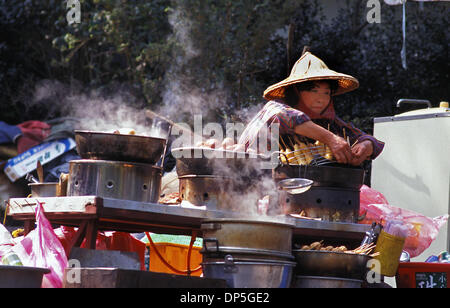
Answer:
[292,249,371,280]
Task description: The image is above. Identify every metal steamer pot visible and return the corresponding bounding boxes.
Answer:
[201,218,294,260]
[173,147,275,212]
[178,175,271,212]
[75,130,166,164]
[273,164,365,223]
[67,160,162,203]
[202,255,296,288]
[200,218,296,288]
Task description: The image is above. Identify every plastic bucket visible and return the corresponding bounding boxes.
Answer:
[148,242,203,277]
[374,230,405,277]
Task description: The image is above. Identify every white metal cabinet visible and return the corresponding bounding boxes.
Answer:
[371,104,450,261]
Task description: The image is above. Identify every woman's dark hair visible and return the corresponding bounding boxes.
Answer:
[283,80,338,108]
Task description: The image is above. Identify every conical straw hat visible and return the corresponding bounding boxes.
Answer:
[263,52,359,100]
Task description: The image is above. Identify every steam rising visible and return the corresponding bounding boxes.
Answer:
[159,4,281,216]
[29,80,166,138]
[208,153,281,216]
[66,92,165,138]
[24,4,283,217]
[157,4,230,124]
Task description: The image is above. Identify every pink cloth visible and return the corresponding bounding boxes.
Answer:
[16,121,51,153]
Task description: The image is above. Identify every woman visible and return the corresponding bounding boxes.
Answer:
[238,51,384,165]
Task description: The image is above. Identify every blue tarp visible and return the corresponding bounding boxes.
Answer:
[0,121,21,144]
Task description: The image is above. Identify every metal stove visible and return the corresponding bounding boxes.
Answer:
[66,130,168,203]
[273,164,365,223]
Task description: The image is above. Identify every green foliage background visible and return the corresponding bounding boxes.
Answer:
[0,0,448,133]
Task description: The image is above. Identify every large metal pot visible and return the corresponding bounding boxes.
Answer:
[201,218,294,259]
[202,255,295,288]
[292,249,371,280]
[67,159,162,203]
[75,130,166,164]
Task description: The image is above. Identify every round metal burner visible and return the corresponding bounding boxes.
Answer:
[67,159,162,203]
[274,164,365,223]
[178,175,235,210]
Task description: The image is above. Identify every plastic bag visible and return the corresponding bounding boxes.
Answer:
[360,184,389,206]
[359,185,449,258]
[10,201,68,288]
[54,226,109,257]
[55,227,145,270]
[0,223,15,259]
[109,232,146,270]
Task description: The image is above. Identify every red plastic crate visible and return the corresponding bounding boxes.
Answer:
[396,262,450,288]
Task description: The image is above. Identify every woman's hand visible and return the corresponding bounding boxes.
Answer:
[327,134,353,164]
[294,121,353,164]
[350,140,373,166]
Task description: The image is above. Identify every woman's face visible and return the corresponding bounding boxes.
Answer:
[296,81,331,114]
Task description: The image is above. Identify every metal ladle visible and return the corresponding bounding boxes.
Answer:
[277,178,313,195]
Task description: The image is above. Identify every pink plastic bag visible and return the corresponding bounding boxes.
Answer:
[11,201,68,288]
[359,185,449,258]
[0,223,15,258]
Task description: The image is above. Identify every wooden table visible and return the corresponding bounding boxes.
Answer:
[7,196,370,253]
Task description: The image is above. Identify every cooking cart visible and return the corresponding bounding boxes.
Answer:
[5,130,373,288]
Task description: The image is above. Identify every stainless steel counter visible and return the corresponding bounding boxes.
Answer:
[7,196,369,241]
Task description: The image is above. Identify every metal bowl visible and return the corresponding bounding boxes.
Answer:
[75,130,166,164]
[292,249,371,280]
[0,265,50,288]
[277,178,313,195]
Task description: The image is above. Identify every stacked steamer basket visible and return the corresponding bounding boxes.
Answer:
[200,218,296,288]
[67,130,167,203]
